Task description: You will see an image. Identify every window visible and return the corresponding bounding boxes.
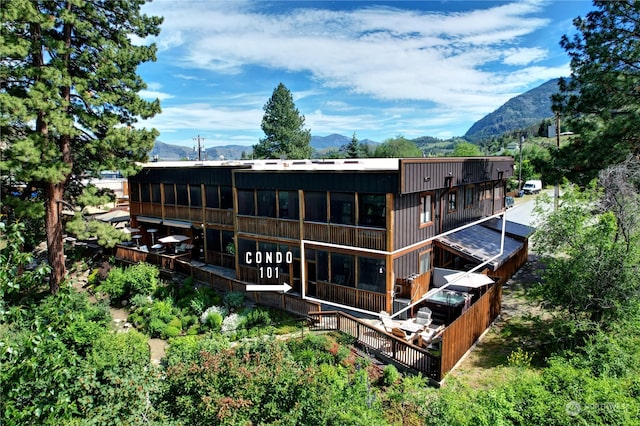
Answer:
[257,190,276,217]
[220,186,233,209]
[205,186,219,208]
[206,228,221,252]
[176,184,188,206]
[164,184,175,205]
[464,185,474,208]
[317,250,329,281]
[278,190,299,219]
[358,194,385,228]
[305,192,327,222]
[358,257,385,293]
[151,184,161,203]
[140,184,150,203]
[237,189,255,215]
[190,184,202,207]
[447,190,457,212]
[331,253,354,287]
[419,192,433,225]
[330,192,354,225]
[419,250,431,274]
[130,183,140,202]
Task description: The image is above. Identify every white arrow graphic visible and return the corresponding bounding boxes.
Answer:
[246,283,292,293]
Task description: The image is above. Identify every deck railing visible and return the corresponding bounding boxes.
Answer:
[316,281,387,313]
[205,208,234,225]
[308,311,441,381]
[237,216,300,239]
[304,222,386,251]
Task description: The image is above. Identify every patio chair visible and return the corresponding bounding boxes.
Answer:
[379,312,396,333]
[415,307,433,327]
[391,327,419,344]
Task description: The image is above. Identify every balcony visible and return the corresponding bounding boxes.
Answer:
[304,222,387,251]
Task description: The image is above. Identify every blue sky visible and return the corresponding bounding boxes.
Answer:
[135,0,595,148]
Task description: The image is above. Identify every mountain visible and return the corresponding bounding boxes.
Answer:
[464,79,561,142]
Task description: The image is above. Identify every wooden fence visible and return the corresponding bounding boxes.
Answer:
[439,282,502,375]
[308,311,441,381]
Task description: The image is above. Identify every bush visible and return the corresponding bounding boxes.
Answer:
[382,365,400,386]
[245,308,272,328]
[97,263,160,302]
[205,312,223,332]
[163,325,181,339]
[223,291,245,311]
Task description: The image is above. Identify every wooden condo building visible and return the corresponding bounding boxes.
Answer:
[125,157,523,312]
[121,156,531,381]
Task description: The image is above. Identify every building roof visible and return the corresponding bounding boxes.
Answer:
[482,217,535,239]
[140,158,400,171]
[436,223,525,271]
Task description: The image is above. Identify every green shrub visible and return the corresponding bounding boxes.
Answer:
[382,365,400,386]
[168,317,183,330]
[97,266,128,300]
[507,347,534,368]
[223,291,245,311]
[205,312,223,332]
[245,308,272,328]
[150,300,174,323]
[163,325,181,339]
[147,318,168,338]
[186,325,200,335]
[130,293,152,309]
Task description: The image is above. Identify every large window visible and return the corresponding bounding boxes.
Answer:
[176,184,188,206]
[205,185,219,208]
[220,186,233,209]
[164,184,175,205]
[205,228,222,252]
[330,192,354,225]
[257,190,276,217]
[305,192,327,222]
[278,190,299,219]
[237,189,255,215]
[331,253,354,287]
[317,250,329,281]
[130,184,140,202]
[358,194,385,228]
[190,184,202,207]
[140,184,150,203]
[447,190,457,212]
[464,185,475,208]
[419,192,433,226]
[151,184,161,203]
[358,257,385,293]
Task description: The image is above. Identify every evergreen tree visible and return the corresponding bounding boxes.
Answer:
[553,1,640,185]
[254,83,312,159]
[0,0,162,293]
[346,132,360,158]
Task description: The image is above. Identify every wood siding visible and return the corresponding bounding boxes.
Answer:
[400,157,513,194]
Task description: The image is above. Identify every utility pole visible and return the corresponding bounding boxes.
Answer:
[518,133,524,191]
[554,114,560,211]
[193,134,205,161]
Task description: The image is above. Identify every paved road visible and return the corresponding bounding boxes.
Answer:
[506,190,555,227]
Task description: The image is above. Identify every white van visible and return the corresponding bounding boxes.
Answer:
[522,180,543,194]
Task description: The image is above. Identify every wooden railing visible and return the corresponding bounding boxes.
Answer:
[129,202,162,217]
[205,208,234,225]
[115,245,191,272]
[316,282,387,313]
[308,311,441,381]
[304,222,386,250]
[237,216,300,239]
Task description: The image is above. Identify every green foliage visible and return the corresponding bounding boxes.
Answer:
[553,2,640,184]
[254,82,312,159]
[507,347,534,368]
[0,0,163,292]
[381,365,401,386]
[373,135,422,158]
[97,262,159,302]
[451,141,483,157]
[0,222,51,309]
[204,311,223,332]
[223,291,245,311]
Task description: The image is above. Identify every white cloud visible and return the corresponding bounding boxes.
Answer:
[139,90,174,101]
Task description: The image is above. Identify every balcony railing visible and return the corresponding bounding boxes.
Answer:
[237,216,300,240]
[304,222,386,251]
[316,281,387,313]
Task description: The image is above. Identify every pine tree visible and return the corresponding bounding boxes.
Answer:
[254,83,312,159]
[346,132,360,158]
[553,1,640,184]
[0,0,162,293]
